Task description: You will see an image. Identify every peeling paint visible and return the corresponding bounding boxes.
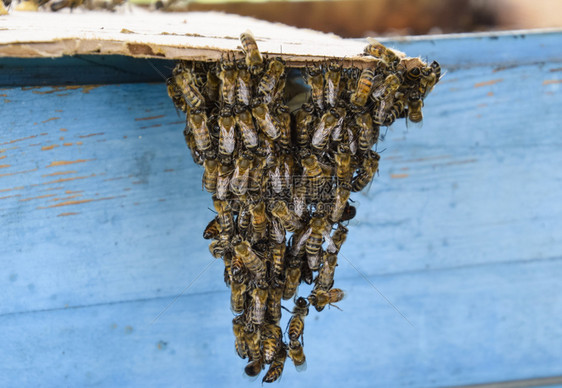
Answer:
[390,174,409,179]
[543,79,562,85]
[474,79,503,88]
[19,194,57,202]
[37,195,125,209]
[42,170,78,177]
[1,135,38,145]
[0,168,38,178]
[37,174,96,186]
[78,133,104,138]
[57,212,80,217]
[41,117,60,124]
[135,115,165,121]
[46,159,95,167]
[41,145,59,151]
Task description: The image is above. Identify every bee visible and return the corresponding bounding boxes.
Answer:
[166,77,188,113]
[356,111,378,153]
[258,58,285,104]
[250,285,268,325]
[233,315,248,359]
[331,220,351,250]
[288,340,306,370]
[244,325,262,362]
[202,157,219,193]
[301,154,325,192]
[263,346,287,383]
[288,297,309,342]
[237,205,251,235]
[204,67,221,103]
[50,0,84,12]
[294,103,315,149]
[305,214,331,257]
[404,66,422,86]
[270,241,286,281]
[218,108,236,157]
[350,68,376,107]
[351,150,380,192]
[234,106,259,151]
[186,109,212,152]
[271,200,302,232]
[262,323,282,364]
[420,60,441,98]
[407,91,424,124]
[269,217,286,244]
[382,99,406,126]
[372,73,401,102]
[324,61,342,107]
[248,156,266,193]
[183,130,204,166]
[252,102,280,140]
[175,69,205,109]
[231,252,248,284]
[249,200,268,238]
[218,59,238,107]
[311,108,344,151]
[316,253,338,291]
[208,240,224,259]
[240,30,264,75]
[236,61,253,106]
[216,161,233,201]
[283,266,301,301]
[213,198,234,236]
[292,181,308,218]
[231,280,247,314]
[203,216,221,240]
[234,240,266,281]
[341,202,356,222]
[335,148,353,185]
[266,285,284,323]
[223,251,232,286]
[364,37,401,68]
[308,288,345,312]
[302,257,315,282]
[304,64,324,110]
[230,153,253,196]
[245,358,263,378]
[274,104,291,151]
[331,184,351,223]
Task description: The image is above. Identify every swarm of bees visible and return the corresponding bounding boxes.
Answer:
[167,31,440,383]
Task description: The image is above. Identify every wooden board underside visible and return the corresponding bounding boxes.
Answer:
[0,11,375,66]
[1,31,562,387]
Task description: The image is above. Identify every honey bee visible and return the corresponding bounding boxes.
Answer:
[208,240,224,259]
[301,257,315,283]
[234,240,266,281]
[356,111,378,153]
[252,102,280,140]
[223,251,232,286]
[266,285,284,323]
[308,288,345,312]
[216,161,233,201]
[248,156,266,194]
[270,241,286,281]
[305,214,331,257]
[183,130,205,166]
[292,181,308,218]
[274,104,291,151]
[316,253,338,291]
[311,108,344,151]
[240,30,264,75]
[420,60,441,98]
[249,200,268,238]
[382,99,406,126]
[250,285,268,325]
[234,106,259,151]
[202,157,218,193]
[351,150,380,192]
[186,109,212,152]
[236,62,253,106]
[166,77,188,113]
[269,217,286,244]
[175,69,205,109]
[231,252,248,284]
[404,66,422,85]
[218,108,236,157]
[330,223,348,253]
[237,205,251,235]
[341,202,357,222]
[262,346,287,383]
[244,358,263,378]
[301,154,325,192]
[371,73,401,102]
[407,91,424,124]
[204,67,221,103]
[364,37,401,68]
[335,148,353,185]
[213,198,234,236]
[230,153,253,196]
[203,216,221,240]
[283,266,301,300]
[350,68,376,107]
[233,315,248,359]
[244,325,262,362]
[288,340,306,371]
[218,59,238,107]
[324,61,342,107]
[262,323,282,364]
[288,297,309,342]
[294,103,315,149]
[304,64,324,110]
[231,280,247,314]
[271,200,302,232]
[331,184,351,223]
[258,58,285,104]
[50,0,84,12]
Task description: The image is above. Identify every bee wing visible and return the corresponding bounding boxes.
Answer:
[291,227,312,256]
[366,37,382,46]
[324,229,337,254]
[220,123,236,155]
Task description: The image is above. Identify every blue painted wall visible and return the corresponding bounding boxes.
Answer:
[1,30,561,387]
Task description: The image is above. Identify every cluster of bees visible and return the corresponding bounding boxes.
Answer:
[166,31,440,383]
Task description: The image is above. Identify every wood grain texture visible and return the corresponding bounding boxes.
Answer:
[1,30,562,387]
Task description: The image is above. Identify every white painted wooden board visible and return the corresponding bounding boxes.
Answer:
[1,30,562,387]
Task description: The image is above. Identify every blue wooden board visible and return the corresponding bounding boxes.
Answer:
[1,30,562,387]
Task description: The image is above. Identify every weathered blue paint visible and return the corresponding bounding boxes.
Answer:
[1,30,562,387]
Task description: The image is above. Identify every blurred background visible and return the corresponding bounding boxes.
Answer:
[134,0,562,37]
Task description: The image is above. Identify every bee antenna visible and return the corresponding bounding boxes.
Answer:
[146,59,168,82]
